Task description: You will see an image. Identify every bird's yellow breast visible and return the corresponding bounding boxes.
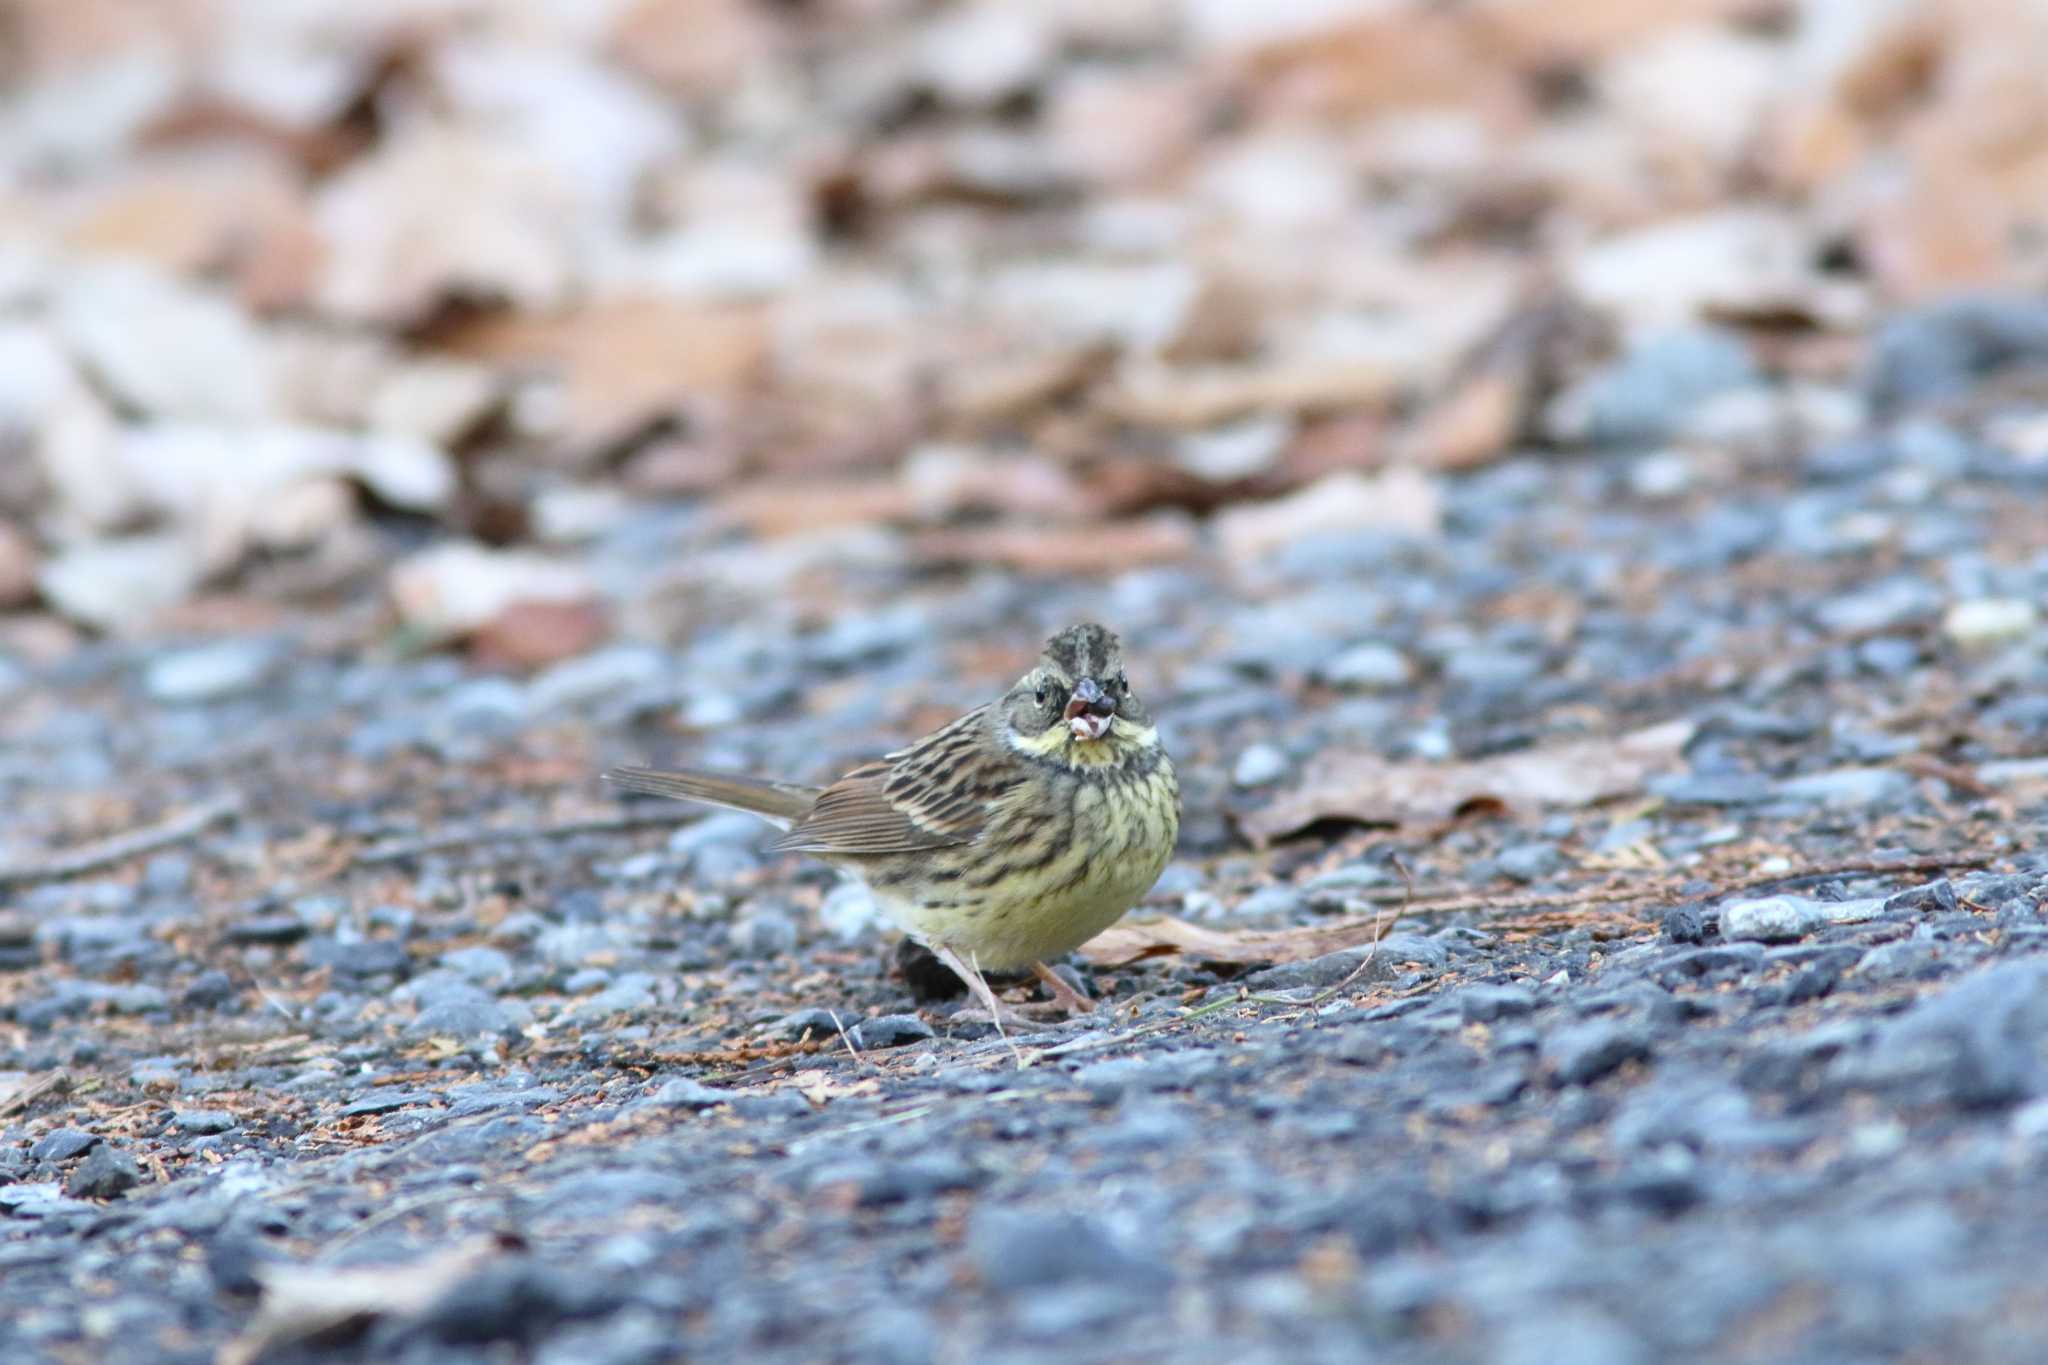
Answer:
[876,753,1179,973]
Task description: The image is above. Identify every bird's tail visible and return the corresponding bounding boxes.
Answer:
[604,765,819,829]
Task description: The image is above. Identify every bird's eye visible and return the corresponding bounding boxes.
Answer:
[1034,687,1047,706]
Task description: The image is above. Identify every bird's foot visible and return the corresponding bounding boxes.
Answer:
[1030,961,1095,1015]
[931,944,1031,1067]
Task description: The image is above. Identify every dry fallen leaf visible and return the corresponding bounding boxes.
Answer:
[1243,719,1698,842]
[1079,915,1406,968]
[220,1237,509,1365]
[789,1069,883,1105]
[437,298,768,454]
[911,515,1197,574]
[1212,466,1440,565]
[1103,357,1396,429]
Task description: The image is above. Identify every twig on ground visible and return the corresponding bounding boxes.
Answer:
[0,796,240,887]
[1351,852,2004,920]
[0,1072,67,1118]
[829,1011,877,1072]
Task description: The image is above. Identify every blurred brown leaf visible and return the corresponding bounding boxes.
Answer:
[1243,719,1698,842]
[470,600,611,670]
[1103,359,1396,429]
[1079,915,1399,968]
[912,515,1196,574]
[439,300,768,454]
[1213,467,1440,566]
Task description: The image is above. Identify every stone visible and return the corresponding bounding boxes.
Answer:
[302,938,412,978]
[30,1129,100,1163]
[818,880,887,940]
[1243,946,1397,993]
[1721,895,1827,943]
[1546,1020,1653,1085]
[1317,642,1413,691]
[64,1144,142,1200]
[850,1015,936,1049]
[406,986,521,1040]
[226,912,308,945]
[774,1008,855,1043]
[339,1091,441,1118]
[1867,294,2048,412]
[1944,598,2038,649]
[967,1209,1173,1292]
[728,908,798,959]
[1555,327,1759,448]
[1773,767,1913,809]
[1496,841,1562,884]
[649,1078,728,1110]
[142,640,276,703]
[1231,743,1288,788]
[1459,984,1536,1025]
[170,1110,237,1135]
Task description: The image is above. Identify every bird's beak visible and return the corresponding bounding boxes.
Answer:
[1064,677,1115,741]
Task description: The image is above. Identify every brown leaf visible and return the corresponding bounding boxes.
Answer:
[1102,358,1395,429]
[716,480,916,537]
[1212,467,1439,566]
[1080,915,1405,968]
[1403,369,1522,471]
[469,600,612,671]
[1243,719,1698,842]
[438,299,768,454]
[911,515,1197,573]
[221,1237,509,1365]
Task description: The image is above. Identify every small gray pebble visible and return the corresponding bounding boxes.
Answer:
[170,1110,237,1136]
[65,1144,142,1200]
[1231,744,1288,788]
[1547,1019,1653,1086]
[851,1015,936,1049]
[30,1129,100,1163]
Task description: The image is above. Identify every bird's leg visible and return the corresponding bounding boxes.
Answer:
[1030,961,1095,1015]
[931,944,1027,1065]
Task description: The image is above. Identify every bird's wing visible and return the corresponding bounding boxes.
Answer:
[769,709,1018,856]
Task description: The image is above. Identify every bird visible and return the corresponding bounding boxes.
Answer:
[605,623,1179,1035]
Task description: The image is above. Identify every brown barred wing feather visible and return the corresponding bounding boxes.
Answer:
[769,710,1016,857]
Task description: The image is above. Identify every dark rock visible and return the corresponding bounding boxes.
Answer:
[303,938,413,978]
[1867,294,2048,412]
[728,907,798,959]
[1663,903,1711,944]
[1658,944,1766,982]
[227,912,307,945]
[966,1210,1173,1293]
[340,1091,442,1118]
[64,1144,142,1199]
[774,1007,855,1043]
[1546,1020,1653,1085]
[1496,842,1562,884]
[895,939,965,1001]
[1458,984,1537,1024]
[1648,774,1774,807]
[405,980,522,1039]
[170,1109,237,1135]
[179,970,237,1008]
[30,1129,100,1163]
[725,1093,812,1121]
[850,1015,935,1049]
[403,1257,614,1347]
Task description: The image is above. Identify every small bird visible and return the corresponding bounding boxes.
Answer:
[606,623,1179,1030]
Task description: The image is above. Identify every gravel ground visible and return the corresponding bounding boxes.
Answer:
[6,346,2048,1362]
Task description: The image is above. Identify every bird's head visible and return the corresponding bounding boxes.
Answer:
[999,623,1158,767]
